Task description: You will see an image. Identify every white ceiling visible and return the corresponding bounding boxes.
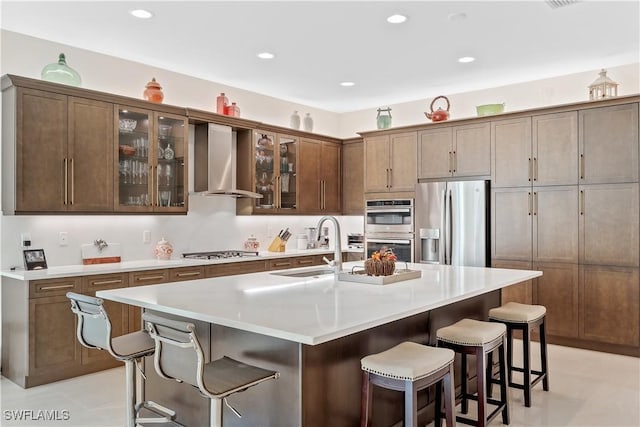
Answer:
[1,0,639,113]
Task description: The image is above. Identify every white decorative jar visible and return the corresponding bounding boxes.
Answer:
[154,237,173,260]
[303,113,313,132]
[290,111,300,129]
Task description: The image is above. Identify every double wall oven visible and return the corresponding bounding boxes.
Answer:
[364,199,414,262]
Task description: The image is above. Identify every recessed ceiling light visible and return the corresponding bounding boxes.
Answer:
[458,56,476,63]
[130,9,154,19]
[340,81,355,87]
[387,14,407,24]
[257,52,275,59]
[448,12,467,21]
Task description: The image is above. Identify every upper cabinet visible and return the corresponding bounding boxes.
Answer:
[579,103,639,184]
[342,139,364,215]
[364,131,417,193]
[491,117,533,188]
[418,122,490,179]
[3,87,113,214]
[532,111,579,186]
[298,138,341,214]
[2,76,188,215]
[115,107,188,213]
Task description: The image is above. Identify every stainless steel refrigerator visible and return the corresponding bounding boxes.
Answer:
[415,180,489,267]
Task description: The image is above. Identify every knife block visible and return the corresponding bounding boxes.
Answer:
[268,236,286,252]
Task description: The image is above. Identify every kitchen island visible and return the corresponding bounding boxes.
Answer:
[98,262,541,426]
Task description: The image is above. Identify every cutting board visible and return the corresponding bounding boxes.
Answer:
[81,243,121,265]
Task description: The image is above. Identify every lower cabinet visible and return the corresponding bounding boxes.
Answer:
[534,262,580,339]
[27,278,81,381]
[492,259,534,305]
[128,269,169,331]
[580,265,639,346]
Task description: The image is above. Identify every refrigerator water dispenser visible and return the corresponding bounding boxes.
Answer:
[420,228,440,263]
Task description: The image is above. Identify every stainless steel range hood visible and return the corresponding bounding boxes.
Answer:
[192,123,262,198]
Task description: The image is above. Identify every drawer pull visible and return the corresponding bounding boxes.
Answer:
[91,279,123,286]
[176,272,201,277]
[137,275,165,281]
[40,283,75,291]
[298,259,314,265]
[272,262,291,267]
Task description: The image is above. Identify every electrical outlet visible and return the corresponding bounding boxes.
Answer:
[20,233,32,248]
[58,231,69,246]
[143,230,151,244]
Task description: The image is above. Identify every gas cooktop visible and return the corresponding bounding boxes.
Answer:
[182,250,259,260]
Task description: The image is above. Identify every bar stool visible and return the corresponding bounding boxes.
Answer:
[489,302,549,407]
[142,312,279,427]
[66,292,180,427]
[437,318,510,427]
[360,341,456,427]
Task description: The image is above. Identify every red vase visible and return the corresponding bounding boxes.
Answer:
[144,78,164,103]
[216,92,228,114]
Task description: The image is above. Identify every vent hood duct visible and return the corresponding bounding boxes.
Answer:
[192,123,262,198]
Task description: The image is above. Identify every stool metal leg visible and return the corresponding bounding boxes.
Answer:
[540,320,550,391]
[210,399,223,427]
[125,359,136,427]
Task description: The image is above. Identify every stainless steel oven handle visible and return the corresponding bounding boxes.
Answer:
[365,208,412,214]
[366,239,412,245]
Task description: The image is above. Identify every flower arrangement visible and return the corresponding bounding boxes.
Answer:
[364,248,397,276]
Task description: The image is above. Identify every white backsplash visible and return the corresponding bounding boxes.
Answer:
[0,194,363,269]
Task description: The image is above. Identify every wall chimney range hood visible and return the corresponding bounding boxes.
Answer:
[192,123,262,199]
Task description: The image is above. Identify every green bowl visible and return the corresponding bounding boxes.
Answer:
[476,103,505,116]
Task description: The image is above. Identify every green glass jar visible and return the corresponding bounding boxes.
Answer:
[41,53,82,87]
[376,107,392,129]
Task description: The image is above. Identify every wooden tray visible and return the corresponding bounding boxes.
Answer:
[338,268,422,285]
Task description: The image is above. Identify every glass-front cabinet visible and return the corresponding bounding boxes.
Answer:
[253,131,298,212]
[115,106,187,213]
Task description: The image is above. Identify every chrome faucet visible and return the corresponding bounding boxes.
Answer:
[316,216,342,277]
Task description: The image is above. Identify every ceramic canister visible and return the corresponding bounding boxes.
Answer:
[154,237,173,260]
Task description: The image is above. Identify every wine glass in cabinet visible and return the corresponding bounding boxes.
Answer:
[115,106,187,213]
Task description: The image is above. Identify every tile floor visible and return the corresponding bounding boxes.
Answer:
[0,341,638,426]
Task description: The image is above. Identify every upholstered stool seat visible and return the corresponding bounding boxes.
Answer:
[360,342,456,427]
[489,302,549,408]
[437,319,510,427]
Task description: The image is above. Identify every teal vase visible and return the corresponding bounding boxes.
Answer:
[41,53,82,87]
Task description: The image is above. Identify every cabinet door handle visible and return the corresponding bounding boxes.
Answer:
[533,157,537,182]
[386,168,390,188]
[40,283,75,291]
[528,158,532,182]
[137,275,165,282]
[452,151,457,174]
[528,192,532,215]
[149,164,154,206]
[70,158,74,205]
[580,154,585,180]
[580,190,584,215]
[448,152,452,174]
[388,169,393,188]
[318,181,322,208]
[272,262,291,267]
[155,165,159,207]
[63,158,68,205]
[323,180,326,209]
[91,279,123,286]
[176,271,201,277]
[533,192,537,216]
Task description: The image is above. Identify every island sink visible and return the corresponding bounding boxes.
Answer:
[270,268,334,278]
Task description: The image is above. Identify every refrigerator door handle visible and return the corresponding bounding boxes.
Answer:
[440,188,447,264]
[447,189,453,265]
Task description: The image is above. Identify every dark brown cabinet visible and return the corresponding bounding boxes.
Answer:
[534,262,580,339]
[364,132,417,193]
[299,138,341,213]
[342,139,364,215]
[5,88,113,213]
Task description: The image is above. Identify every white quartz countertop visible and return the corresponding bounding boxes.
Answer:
[97,262,542,345]
[0,248,361,281]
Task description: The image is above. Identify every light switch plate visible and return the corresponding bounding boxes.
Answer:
[59,231,69,246]
[143,230,151,244]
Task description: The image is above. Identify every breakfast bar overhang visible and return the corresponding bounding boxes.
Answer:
[97,262,542,426]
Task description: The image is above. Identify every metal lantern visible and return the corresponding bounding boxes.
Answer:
[588,69,619,100]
